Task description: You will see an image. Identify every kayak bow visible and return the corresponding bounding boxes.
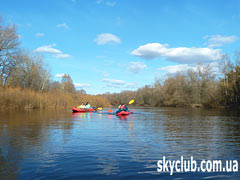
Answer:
[116,111,130,116]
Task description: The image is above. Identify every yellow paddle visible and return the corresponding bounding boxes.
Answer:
[128,99,135,104]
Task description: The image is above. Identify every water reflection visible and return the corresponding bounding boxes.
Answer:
[117,115,128,121]
[0,108,240,179]
[72,112,93,119]
[0,110,71,179]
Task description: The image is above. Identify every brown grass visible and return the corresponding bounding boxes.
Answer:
[0,87,111,111]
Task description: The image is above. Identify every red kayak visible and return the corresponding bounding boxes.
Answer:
[72,107,96,113]
[116,111,130,116]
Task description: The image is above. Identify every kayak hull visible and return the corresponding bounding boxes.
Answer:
[116,111,130,116]
[72,107,96,113]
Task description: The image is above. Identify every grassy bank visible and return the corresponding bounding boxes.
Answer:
[0,87,111,111]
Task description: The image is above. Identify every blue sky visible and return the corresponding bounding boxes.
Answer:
[1,0,240,94]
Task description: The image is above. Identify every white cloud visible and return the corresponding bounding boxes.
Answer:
[103,79,126,85]
[74,83,91,88]
[106,1,116,6]
[53,53,71,59]
[94,33,121,45]
[103,59,115,65]
[204,35,238,48]
[129,61,146,73]
[34,44,71,59]
[56,23,69,30]
[55,73,65,78]
[124,82,138,88]
[102,78,138,88]
[157,62,220,75]
[35,33,45,37]
[116,17,122,26]
[96,0,116,6]
[157,64,195,74]
[131,43,224,64]
[34,44,62,54]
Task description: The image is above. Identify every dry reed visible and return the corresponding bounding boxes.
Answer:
[0,87,111,111]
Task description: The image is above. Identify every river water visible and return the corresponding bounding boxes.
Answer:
[0,107,240,179]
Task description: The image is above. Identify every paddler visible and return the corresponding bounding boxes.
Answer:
[116,104,123,114]
[78,102,85,109]
[122,104,128,111]
[85,102,91,109]
[118,104,122,110]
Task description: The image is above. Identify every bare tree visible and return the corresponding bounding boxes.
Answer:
[61,74,76,93]
[0,17,20,86]
[7,51,51,92]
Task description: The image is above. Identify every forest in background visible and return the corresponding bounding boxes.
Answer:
[104,55,240,108]
[0,18,111,110]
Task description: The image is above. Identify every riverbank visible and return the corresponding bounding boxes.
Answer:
[0,87,111,111]
[128,103,239,109]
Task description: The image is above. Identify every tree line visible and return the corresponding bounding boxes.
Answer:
[0,17,73,93]
[104,56,240,108]
[0,17,110,110]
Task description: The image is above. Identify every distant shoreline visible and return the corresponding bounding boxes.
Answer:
[128,104,240,110]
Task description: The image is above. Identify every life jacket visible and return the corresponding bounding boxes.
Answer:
[85,104,91,109]
[79,105,85,108]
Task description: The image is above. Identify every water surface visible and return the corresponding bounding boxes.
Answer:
[0,107,240,179]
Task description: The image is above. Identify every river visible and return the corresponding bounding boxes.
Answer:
[0,107,240,179]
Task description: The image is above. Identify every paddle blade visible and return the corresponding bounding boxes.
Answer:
[114,100,119,104]
[97,107,102,110]
[129,99,135,104]
[108,110,113,112]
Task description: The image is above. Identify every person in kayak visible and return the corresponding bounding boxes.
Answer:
[116,104,123,114]
[118,104,122,110]
[77,102,85,109]
[116,104,128,113]
[78,102,85,109]
[85,102,91,109]
[122,104,128,111]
